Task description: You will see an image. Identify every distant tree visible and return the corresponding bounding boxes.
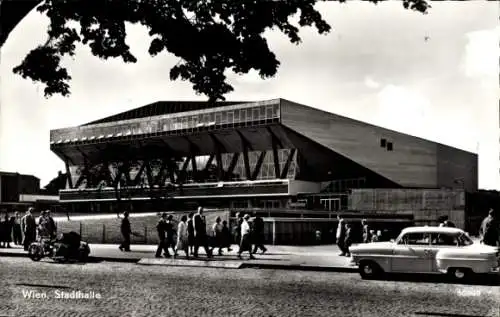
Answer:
[11,0,430,102]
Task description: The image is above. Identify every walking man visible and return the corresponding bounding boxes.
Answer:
[238,214,255,259]
[233,212,243,245]
[193,207,212,258]
[361,219,371,243]
[119,211,131,252]
[21,208,36,251]
[252,213,267,254]
[187,212,195,255]
[12,211,22,245]
[165,214,176,256]
[479,208,499,246]
[336,215,347,256]
[45,210,57,239]
[344,223,353,257]
[155,212,170,258]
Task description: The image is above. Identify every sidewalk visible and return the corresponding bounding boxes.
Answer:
[0,243,357,272]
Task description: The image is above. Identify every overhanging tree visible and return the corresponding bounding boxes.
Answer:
[12,0,430,102]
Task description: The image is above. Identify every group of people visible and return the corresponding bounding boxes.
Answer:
[0,208,57,250]
[119,207,268,260]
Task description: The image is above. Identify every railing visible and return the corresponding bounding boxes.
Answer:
[59,181,290,201]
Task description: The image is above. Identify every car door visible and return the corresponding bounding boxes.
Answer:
[429,232,460,272]
[391,232,433,273]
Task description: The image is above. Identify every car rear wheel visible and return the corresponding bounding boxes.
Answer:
[359,261,382,279]
[448,267,471,281]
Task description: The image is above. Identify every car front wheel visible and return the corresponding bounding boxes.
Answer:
[448,267,471,281]
[359,261,382,279]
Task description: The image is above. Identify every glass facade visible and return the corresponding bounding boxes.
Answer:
[51,102,280,144]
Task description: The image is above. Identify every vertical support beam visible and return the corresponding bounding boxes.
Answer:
[156,160,168,185]
[144,160,154,187]
[209,134,225,181]
[167,160,177,184]
[178,157,190,183]
[204,154,215,171]
[280,149,296,179]
[243,148,251,180]
[236,130,253,180]
[133,161,146,185]
[226,153,240,180]
[272,139,280,179]
[191,156,197,176]
[64,160,73,189]
[266,126,282,179]
[251,151,266,180]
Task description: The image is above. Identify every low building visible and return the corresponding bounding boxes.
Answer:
[0,171,59,213]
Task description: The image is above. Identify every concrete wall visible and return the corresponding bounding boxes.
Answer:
[280,99,478,190]
[288,180,321,195]
[348,188,466,229]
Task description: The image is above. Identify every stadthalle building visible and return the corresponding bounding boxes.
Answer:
[50,98,477,220]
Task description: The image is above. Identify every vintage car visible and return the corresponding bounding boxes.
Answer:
[350,226,499,280]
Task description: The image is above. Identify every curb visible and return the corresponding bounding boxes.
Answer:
[0,252,358,272]
[241,263,358,273]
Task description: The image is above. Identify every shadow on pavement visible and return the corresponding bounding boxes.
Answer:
[413,311,489,317]
[374,273,500,286]
[15,283,72,289]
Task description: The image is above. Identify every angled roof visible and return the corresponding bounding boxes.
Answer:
[82,100,249,126]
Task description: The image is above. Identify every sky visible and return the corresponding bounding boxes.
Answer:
[0,1,499,189]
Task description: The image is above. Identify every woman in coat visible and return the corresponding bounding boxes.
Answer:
[175,215,189,258]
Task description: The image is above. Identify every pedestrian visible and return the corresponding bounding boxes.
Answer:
[193,207,212,258]
[252,213,267,255]
[119,211,131,252]
[12,211,22,245]
[370,230,378,242]
[45,210,57,239]
[155,212,170,258]
[37,210,51,240]
[212,216,224,255]
[187,212,195,255]
[238,214,255,259]
[165,214,176,256]
[344,223,353,257]
[221,220,233,252]
[175,215,189,258]
[233,212,243,245]
[21,208,36,251]
[479,208,499,247]
[0,212,11,248]
[336,215,347,256]
[361,219,371,243]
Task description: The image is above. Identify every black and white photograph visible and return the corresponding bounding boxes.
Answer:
[0,0,499,316]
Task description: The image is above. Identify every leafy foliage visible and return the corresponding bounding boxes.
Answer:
[13,0,430,101]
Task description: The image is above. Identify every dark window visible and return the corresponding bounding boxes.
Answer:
[380,138,386,147]
[387,142,393,151]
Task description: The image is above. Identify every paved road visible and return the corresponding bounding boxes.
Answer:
[0,257,498,317]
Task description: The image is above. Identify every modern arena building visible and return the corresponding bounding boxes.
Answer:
[49,99,478,240]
